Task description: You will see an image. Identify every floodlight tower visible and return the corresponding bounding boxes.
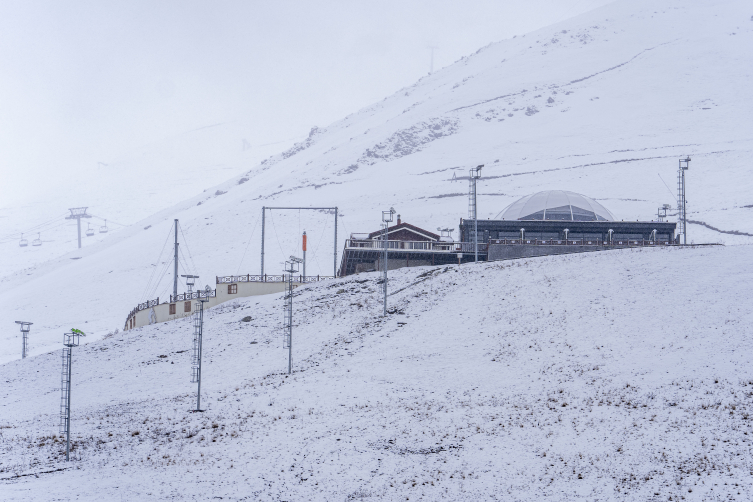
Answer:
[381,208,395,316]
[60,329,85,461]
[283,256,303,374]
[677,157,690,244]
[15,321,32,359]
[65,208,92,249]
[181,274,199,296]
[191,298,209,412]
[468,165,484,262]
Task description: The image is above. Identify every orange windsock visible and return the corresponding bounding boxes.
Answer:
[302,233,307,251]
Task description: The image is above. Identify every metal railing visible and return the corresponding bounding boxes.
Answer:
[216,274,332,284]
[170,290,216,303]
[489,238,675,246]
[344,239,488,253]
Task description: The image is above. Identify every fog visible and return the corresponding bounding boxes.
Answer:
[0,0,611,221]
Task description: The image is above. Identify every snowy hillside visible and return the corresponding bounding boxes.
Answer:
[4,0,752,364]
[2,245,753,500]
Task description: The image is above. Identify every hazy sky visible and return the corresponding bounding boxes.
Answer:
[0,0,612,206]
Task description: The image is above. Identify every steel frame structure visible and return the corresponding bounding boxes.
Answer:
[191,298,208,411]
[381,208,395,316]
[677,157,690,245]
[283,256,302,374]
[60,330,83,461]
[261,207,338,278]
[468,165,483,262]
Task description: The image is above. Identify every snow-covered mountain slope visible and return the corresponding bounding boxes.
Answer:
[2,245,752,500]
[2,0,752,364]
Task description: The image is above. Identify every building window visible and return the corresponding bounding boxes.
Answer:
[169,303,176,315]
[184,301,191,312]
[228,284,237,294]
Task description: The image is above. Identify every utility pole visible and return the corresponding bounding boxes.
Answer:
[191,298,208,412]
[15,321,32,359]
[261,206,266,277]
[302,231,307,280]
[283,256,302,374]
[678,157,690,245]
[468,165,483,262]
[65,208,92,249]
[60,329,84,461]
[334,207,338,277]
[173,219,179,299]
[381,208,395,316]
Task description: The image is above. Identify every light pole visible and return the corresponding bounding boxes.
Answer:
[283,256,302,374]
[191,298,208,412]
[678,157,690,245]
[469,165,483,262]
[381,208,395,316]
[60,329,84,461]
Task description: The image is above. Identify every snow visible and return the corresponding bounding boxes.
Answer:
[2,0,753,497]
[2,245,753,500]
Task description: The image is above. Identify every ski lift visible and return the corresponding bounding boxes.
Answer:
[86,223,95,237]
[99,219,108,233]
[19,233,28,247]
[32,233,42,247]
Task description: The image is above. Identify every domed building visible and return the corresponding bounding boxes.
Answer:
[459,190,677,261]
[495,190,614,222]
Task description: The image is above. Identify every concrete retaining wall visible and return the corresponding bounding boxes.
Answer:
[127,281,302,331]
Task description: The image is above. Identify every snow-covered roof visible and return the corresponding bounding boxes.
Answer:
[495,191,615,222]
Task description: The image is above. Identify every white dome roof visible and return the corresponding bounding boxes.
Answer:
[495,191,615,221]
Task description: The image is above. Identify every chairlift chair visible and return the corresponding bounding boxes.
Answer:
[19,233,28,247]
[86,223,95,237]
[32,233,42,246]
[99,219,108,233]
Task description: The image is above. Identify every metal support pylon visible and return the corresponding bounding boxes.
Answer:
[59,329,84,461]
[191,299,208,411]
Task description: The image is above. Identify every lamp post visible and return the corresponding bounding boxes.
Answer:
[469,165,483,262]
[381,208,395,316]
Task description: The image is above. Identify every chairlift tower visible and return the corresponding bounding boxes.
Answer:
[381,208,395,316]
[283,256,302,374]
[191,298,209,411]
[60,329,84,461]
[15,321,32,359]
[468,165,483,262]
[677,157,690,244]
[65,208,92,249]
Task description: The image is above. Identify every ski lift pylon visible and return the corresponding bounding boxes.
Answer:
[86,223,95,237]
[99,219,108,233]
[19,233,28,247]
[32,233,42,246]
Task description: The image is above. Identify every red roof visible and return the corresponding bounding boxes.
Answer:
[367,222,439,241]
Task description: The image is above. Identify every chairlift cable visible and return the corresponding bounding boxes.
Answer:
[141,225,173,302]
[236,213,260,275]
[268,211,288,262]
[178,222,198,274]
